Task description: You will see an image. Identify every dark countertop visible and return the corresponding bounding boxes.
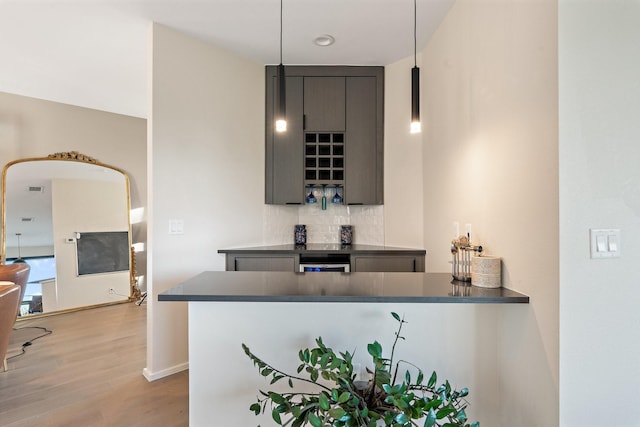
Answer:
[158,271,528,304]
[218,244,426,255]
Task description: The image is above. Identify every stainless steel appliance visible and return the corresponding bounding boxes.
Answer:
[299,263,350,272]
[299,254,350,272]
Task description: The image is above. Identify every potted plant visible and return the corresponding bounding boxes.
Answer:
[243,312,479,427]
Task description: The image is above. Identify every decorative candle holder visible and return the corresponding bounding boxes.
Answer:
[450,235,483,282]
[294,225,307,245]
[340,225,353,245]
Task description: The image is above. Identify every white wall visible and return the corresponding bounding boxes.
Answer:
[559,1,640,424]
[146,23,265,379]
[422,0,559,425]
[384,56,425,250]
[51,178,130,310]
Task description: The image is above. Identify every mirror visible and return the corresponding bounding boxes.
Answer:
[1,151,140,318]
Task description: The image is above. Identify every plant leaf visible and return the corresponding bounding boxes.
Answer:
[309,413,322,427]
[337,391,351,403]
[272,408,282,425]
[423,408,437,427]
[367,341,383,359]
[427,371,437,388]
[395,413,409,424]
[329,407,347,419]
[269,392,286,405]
[249,402,261,415]
[424,399,443,411]
[436,407,456,419]
[319,392,330,411]
[330,357,342,369]
[392,312,401,322]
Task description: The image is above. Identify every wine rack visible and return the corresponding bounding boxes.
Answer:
[304,132,345,186]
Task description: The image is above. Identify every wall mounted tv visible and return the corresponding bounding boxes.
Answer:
[76,231,130,276]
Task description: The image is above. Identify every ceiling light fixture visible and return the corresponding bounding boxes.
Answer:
[14,232,26,263]
[275,0,287,133]
[410,0,421,134]
[313,34,335,47]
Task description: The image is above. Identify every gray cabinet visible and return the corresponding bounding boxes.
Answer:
[345,76,383,205]
[221,249,425,273]
[226,254,298,272]
[351,255,425,272]
[265,76,305,205]
[265,66,384,205]
[304,77,345,132]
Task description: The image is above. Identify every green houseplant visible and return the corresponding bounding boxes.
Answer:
[243,312,479,427]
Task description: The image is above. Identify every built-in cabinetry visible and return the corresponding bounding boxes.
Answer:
[265,66,384,205]
[350,255,425,273]
[220,245,425,273]
[225,254,298,272]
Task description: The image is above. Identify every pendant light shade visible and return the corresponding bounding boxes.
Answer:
[276,63,287,132]
[411,66,421,134]
[275,0,287,133]
[410,0,421,134]
[14,232,27,263]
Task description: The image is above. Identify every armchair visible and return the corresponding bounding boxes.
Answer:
[0,263,31,317]
[0,283,21,371]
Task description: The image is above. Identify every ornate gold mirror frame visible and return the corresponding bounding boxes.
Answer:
[1,151,141,319]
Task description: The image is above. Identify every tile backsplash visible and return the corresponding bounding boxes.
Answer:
[264,198,384,245]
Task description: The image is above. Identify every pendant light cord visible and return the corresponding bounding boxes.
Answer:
[280,0,283,64]
[414,0,417,67]
[16,233,22,259]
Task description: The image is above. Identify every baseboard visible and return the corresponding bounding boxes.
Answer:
[142,361,189,382]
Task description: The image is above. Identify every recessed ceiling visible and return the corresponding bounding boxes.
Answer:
[0,0,454,119]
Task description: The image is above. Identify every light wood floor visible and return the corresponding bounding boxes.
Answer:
[0,303,188,427]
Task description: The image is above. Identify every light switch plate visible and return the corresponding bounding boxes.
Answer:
[590,228,621,259]
[169,219,184,235]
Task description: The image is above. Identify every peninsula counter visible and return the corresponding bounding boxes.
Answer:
[159,272,528,425]
[158,271,529,304]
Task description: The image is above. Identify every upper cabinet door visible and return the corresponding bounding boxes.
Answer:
[265,72,304,204]
[345,76,383,205]
[303,77,346,132]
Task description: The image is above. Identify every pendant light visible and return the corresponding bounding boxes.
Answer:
[14,232,27,263]
[275,0,287,132]
[410,0,422,134]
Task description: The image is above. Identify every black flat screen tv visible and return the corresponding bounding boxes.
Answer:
[76,231,130,276]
